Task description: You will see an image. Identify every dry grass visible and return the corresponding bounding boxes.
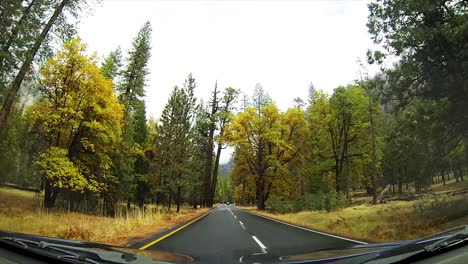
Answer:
[243,182,468,242]
[0,187,209,246]
[429,179,468,193]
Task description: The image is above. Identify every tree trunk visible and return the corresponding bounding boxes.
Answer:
[167,190,172,212]
[191,186,198,209]
[0,0,69,136]
[43,178,60,208]
[398,178,403,195]
[256,177,266,210]
[463,78,468,185]
[203,132,214,206]
[377,184,391,203]
[156,192,161,206]
[459,165,464,181]
[441,169,446,186]
[257,192,265,210]
[367,90,378,205]
[103,194,115,217]
[176,186,181,213]
[209,143,223,206]
[203,86,218,207]
[241,181,246,206]
[335,159,341,193]
[344,155,350,202]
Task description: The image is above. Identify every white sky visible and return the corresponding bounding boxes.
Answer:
[78,0,378,163]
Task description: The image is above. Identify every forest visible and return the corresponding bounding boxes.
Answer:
[0,0,466,217]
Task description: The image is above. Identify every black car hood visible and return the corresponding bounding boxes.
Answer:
[0,230,193,263]
[277,226,466,264]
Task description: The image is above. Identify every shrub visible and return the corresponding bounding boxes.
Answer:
[266,190,347,213]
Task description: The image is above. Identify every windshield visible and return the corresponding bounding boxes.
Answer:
[0,0,467,264]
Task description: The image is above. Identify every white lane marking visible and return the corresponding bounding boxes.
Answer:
[252,236,267,250]
[239,221,246,230]
[239,208,367,245]
[252,249,267,255]
[226,204,236,218]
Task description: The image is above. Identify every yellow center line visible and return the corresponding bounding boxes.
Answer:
[139,209,213,250]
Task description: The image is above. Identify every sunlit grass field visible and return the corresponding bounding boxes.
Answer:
[0,187,209,246]
[243,180,468,242]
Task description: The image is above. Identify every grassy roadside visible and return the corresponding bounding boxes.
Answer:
[240,181,468,242]
[0,187,209,246]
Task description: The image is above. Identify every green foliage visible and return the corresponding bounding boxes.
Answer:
[368,0,468,167]
[266,191,346,214]
[31,38,123,208]
[101,47,122,81]
[307,85,376,195]
[118,21,152,107]
[226,99,309,209]
[102,22,152,209]
[35,147,97,192]
[151,74,197,211]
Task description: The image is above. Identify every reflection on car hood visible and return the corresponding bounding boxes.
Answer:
[0,230,193,263]
[110,247,194,263]
[280,225,468,263]
[281,247,383,262]
[280,242,398,263]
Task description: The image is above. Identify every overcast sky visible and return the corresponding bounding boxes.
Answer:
[78,0,377,163]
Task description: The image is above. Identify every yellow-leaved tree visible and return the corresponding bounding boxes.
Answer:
[225,103,309,209]
[31,38,124,208]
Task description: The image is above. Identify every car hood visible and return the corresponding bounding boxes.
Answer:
[279,242,401,263]
[278,226,466,264]
[0,230,193,263]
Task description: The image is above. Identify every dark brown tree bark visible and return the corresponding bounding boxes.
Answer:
[208,144,222,206]
[43,178,60,208]
[203,84,218,207]
[176,186,181,213]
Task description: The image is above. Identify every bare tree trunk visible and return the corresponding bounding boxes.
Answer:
[241,180,246,205]
[203,86,218,207]
[167,190,172,212]
[256,174,266,210]
[176,186,181,213]
[209,143,222,206]
[0,0,69,136]
[203,137,213,206]
[367,90,378,204]
[441,169,446,186]
[459,165,464,182]
[43,178,60,208]
[398,178,402,195]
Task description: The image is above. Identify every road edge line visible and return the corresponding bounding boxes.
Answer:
[237,207,368,245]
[138,209,213,250]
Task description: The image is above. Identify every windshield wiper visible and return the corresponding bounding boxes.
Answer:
[363,225,468,264]
[0,236,103,263]
[424,226,468,252]
[0,236,162,264]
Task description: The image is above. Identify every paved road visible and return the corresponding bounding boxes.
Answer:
[140,205,365,263]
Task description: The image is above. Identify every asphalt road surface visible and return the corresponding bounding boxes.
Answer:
[137,205,366,263]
